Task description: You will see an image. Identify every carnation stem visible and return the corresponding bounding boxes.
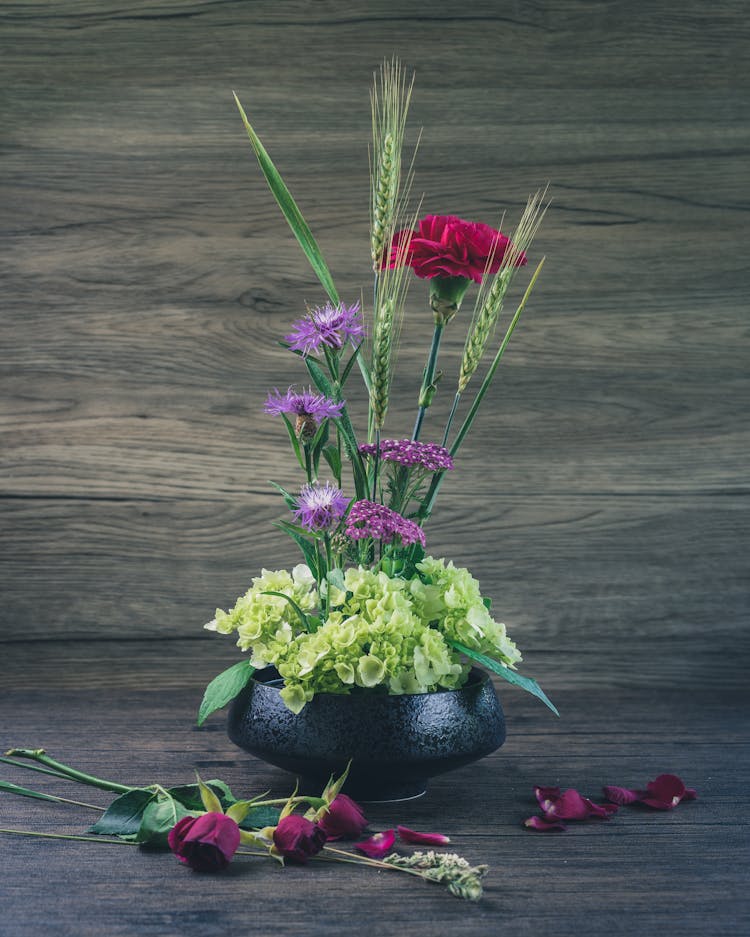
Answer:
[418,259,544,523]
[371,428,381,501]
[5,750,132,794]
[412,322,444,441]
[322,845,432,882]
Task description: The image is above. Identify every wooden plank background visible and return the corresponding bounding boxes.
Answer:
[1,2,748,934]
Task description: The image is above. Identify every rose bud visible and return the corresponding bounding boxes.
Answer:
[272,814,327,864]
[168,812,240,872]
[317,794,368,840]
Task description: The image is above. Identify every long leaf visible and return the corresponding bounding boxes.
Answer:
[197,660,255,727]
[234,92,339,305]
[280,413,306,471]
[272,521,320,579]
[0,779,67,804]
[448,640,559,716]
[269,480,298,511]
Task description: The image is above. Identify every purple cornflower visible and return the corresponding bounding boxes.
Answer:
[264,387,344,440]
[345,500,426,548]
[293,482,350,532]
[358,438,454,472]
[285,302,364,356]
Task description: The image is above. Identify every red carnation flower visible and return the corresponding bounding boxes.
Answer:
[387,214,526,284]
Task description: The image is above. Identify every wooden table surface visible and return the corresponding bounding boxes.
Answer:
[2,2,748,935]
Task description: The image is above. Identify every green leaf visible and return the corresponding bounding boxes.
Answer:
[134,792,193,846]
[322,444,341,480]
[261,591,310,631]
[482,596,492,610]
[448,641,559,716]
[269,480,298,511]
[273,520,320,579]
[197,660,255,727]
[280,413,306,471]
[239,805,281,830]
[0,779,67,803]
[340,342,365,388]
[167,780,236,811]
[233,92,339,306]
[89,788,155,837]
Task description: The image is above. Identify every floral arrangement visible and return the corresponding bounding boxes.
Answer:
[199,61,556,725]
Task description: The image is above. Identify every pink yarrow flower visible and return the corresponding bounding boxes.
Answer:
[285,301,364,356]
[603,774,697,810]
[317,794,368,840]
[358,438,455,473]
[387,214,527,284]
[345,499,426,548]
[354,829,396,859]
[397,825,451,845]
[168,813,241,872]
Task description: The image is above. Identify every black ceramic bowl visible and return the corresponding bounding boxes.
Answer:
[227,666,505,802]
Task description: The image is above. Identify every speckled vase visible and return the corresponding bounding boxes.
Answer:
[227,666,506,802]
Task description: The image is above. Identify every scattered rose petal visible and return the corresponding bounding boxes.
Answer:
[581,796,618,818]
[538,788,617,821]
[603,785,643,806]
[534,785,561,805]
[397,825,451,845]
[524,815,566,831]
[640,774,690,810]
[354,829,395,858]
[683,788,698,801]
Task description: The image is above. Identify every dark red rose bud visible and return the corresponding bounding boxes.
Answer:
[273,814,327,864]
[168,812,240,872]
[317,795,368,840]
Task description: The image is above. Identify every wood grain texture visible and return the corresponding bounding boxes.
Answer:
[1,1,748,933]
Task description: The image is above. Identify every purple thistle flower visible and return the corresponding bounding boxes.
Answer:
[285,302,364,357]
[358,438,455,473]
[264,387,344,441]
[294,482,350,532]
[345,500,426,548]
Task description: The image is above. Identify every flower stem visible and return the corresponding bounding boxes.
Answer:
[412,322,444,441]
[442,392,461,447]
[5,749,132,794]
[0,828,137,846]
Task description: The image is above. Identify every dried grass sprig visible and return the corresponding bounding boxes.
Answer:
[370,59,416,271]
[458,188,549,393]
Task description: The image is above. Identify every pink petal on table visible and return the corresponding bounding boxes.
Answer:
[542,789,593,821]
[581,796,618,818]
[683,788,698,801]
[641,774,688,810]
[354,829,395,859]
[524,815,566,831]
[397,825,451,845]
[603,785,644,806]
[534,785,561,805]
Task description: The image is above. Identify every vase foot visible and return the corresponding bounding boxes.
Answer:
[299,774,427,804]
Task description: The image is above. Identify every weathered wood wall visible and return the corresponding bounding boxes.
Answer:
[3,1,746,694]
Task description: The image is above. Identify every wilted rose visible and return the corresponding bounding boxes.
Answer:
[317,794,368,840]
[168,812,240,872]
[273,814,327,864]
[387,214,526,283]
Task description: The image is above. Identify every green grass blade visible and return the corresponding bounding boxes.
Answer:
[233,92,339,306]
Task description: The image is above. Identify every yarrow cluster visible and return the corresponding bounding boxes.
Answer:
[345,499,426,548]
[358,438,455,472]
